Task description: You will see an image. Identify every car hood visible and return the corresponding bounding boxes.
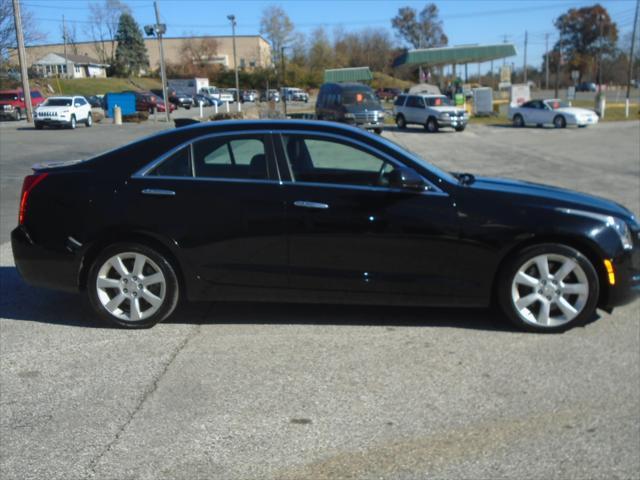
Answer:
[553,107,596,116]
[469,175,634,221]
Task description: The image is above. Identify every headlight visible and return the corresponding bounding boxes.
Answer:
[558,208,633,250]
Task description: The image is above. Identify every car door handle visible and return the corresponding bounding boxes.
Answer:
[141,188,176,197]
[293,200,329,210]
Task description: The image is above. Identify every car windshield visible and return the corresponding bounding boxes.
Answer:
[44,98,72,106]
[374,135,456,183]
[546,100,570,109]
[0,93,18,100]
[342,90,379,106]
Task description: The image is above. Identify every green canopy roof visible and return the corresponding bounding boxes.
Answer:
[393,44,517,67]
[324,67,373,83]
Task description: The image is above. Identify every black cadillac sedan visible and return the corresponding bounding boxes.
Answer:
[11,120,640,332]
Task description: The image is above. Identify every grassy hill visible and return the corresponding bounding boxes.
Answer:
[0,77,162,96]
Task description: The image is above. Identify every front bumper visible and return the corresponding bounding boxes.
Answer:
[603,238,640,308]
[438,116,468,128]
[11,226,80,293]
[35,116,71,125]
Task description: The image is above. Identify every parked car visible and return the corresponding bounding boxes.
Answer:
[223,88,239,103]
[576,82,597,92]
[241,90,258,103]
[260,89,280,102]
[33,96,93,130]
[376,87,402,101]
[316,82,385,134]
[123,91,174,114]
[508,99,598,128]
[282,87,309,102]
[393,94,468,133]
[199,86,234,103]
[0,89,45,120]
[86,95,105,109]
[192,94,219,107]
[148,94,176,113]
[11,120,639,331]
[150,88,191,109]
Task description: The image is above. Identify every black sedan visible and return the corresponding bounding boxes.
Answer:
[11,121,640,331]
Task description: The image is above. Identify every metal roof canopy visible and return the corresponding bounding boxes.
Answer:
[393,44,517,67]
[324,67,373,83]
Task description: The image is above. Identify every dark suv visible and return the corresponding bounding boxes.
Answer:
[316,83,385,134]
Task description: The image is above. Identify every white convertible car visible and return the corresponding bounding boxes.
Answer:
[508,99,599,128]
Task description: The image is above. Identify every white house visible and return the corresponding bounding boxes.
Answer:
[32,53,109,78]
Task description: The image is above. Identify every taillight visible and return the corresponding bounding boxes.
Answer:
[18,173,48,225]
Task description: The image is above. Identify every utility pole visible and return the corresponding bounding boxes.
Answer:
[555,22,563,98]
[502,34,508,65]
[281,46,287,116]
[62,15,70,79]
[545,33,550,90]
[597,14,605,92]
[523,30,528,83]
[626,0,639,117]
[153,1,170,122]
[12,0,32,122]
[227,15,240,113]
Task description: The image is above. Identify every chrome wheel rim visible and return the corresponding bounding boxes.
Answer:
[511,253,589,328]
[96,252,166,322]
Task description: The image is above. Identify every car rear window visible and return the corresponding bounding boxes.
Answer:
[394,95,406,106]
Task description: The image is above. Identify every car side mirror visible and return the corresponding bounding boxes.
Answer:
[389,167,427,191]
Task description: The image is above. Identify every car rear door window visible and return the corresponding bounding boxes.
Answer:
[406,96,423,108]
[193,136,271,180]
[281,135,396,187]
[147,146,192,177]
[394,95,406,106]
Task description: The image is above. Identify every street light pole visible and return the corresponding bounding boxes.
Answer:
[227,15,240,113]
[154,1,170,122]
[626,0,639,117]
[281,46,287,117]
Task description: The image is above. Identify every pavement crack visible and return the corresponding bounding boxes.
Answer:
[85,324,201,477]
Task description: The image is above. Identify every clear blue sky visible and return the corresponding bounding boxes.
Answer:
[21,0,639,71]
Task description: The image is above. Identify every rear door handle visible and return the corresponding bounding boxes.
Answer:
[293,200,329,210]
[142,188,176,196]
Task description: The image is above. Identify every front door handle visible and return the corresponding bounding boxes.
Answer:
[293,200,329,210]
[141,188,176,196]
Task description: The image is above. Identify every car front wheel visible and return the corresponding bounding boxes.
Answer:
[498,243,599,332]
[87,243,180,328]
[85,113,92,127]
[513,114,524,127]
[425,117,439,133]
[69,115,77,129]
[396,114,406,129]
[553,115,567,128]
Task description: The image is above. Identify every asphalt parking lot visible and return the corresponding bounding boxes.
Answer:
[0,118,639,479]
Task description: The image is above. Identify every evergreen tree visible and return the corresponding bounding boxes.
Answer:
[114,13,149,76]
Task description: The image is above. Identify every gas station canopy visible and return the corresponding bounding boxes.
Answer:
[393,44,517,67]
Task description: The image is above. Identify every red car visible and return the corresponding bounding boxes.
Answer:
[124,90,175,114]
[0,89,45,120]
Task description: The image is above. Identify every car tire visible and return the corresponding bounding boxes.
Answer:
[455,125,466,132]
[34,121,43,130]
[69,115,77,129]
[396,114,406,129]
[87,242,180,329]
[13,108,21,121]
[425,117,439,133]
[513,114,524,128]
[85,113,92,127]
[374,128,383,134]
[497,243,599,333]
[553,115,566,129]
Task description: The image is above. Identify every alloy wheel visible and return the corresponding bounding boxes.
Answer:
[511,253,589,328]
[95,252,166,322]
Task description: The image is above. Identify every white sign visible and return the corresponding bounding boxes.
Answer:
[473,87,493,115]
[510,83,531,107]
[567,86,576,100]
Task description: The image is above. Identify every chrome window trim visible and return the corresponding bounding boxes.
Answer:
[131,175,281,186]
[275,130,445,195]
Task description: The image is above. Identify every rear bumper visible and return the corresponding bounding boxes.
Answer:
[11,226,80,293]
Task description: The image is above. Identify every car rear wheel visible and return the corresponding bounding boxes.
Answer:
[87,243,180,328]
[513,114,524,127]
[396,114,406,129]
[498,243,599,332]
[425,117,439,133]
[85,113,92,127]
[553,115,566,128]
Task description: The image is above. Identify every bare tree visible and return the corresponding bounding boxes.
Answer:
[181,37,219,67]
[391,4,447,49]
[0,0,44,59]
[259,5,294,66]
[85,0,130,66]
[61,21,79,55]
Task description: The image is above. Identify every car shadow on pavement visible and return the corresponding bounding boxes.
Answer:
[0,265,520,332]
[385,126,457,134]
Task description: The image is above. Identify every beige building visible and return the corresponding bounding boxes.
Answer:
[10,35,272,72]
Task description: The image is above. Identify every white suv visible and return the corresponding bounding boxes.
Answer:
[393,94,468,133]
[34,96,92,130]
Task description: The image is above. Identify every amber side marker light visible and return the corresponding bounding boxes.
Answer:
[604,259,616,286]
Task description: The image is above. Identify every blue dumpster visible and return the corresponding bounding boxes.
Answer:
[104,92,136,118]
